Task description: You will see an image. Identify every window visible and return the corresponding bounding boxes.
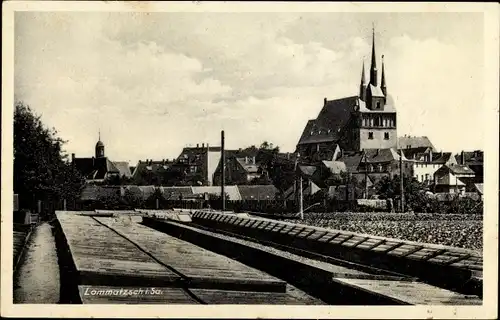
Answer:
[368,132,374,139]
[425,174,429,181]
[384,132,390,140]
[376,101,381,109]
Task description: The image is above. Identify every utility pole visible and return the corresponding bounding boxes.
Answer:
[221,130,225,212]
[364,151,369,199]
[400,150,405,212]
[299,175,304,220]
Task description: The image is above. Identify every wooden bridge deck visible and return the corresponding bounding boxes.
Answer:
[56,211,320,304]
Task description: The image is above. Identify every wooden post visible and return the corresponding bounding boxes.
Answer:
[299,175,304,220]
[37,200,42,214]
[221,130,226,212]
[156,198,159,209]
[63,199,67,211]
[400,150,405,212]
[364,151,369,199]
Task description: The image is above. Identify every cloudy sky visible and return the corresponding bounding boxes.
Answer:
[15,10,484,164]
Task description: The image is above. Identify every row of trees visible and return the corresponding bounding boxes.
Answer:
[14,102,85,213]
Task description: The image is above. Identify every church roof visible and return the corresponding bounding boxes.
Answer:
[367,84,385,97]
[297,96,358,146]
[96,140,104,147]
[297,95,396,146]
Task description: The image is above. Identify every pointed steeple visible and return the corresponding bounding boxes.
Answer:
[369,25,378,87]
[359,60,367,101]
[381,54,387,97]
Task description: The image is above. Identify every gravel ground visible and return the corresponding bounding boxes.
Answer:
[13,222,60,304]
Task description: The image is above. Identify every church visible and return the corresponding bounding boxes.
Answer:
[72,134,131,184]
[296,29,397,161]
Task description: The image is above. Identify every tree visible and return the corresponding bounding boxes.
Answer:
[374,175,442,213]
[14,102,85,211]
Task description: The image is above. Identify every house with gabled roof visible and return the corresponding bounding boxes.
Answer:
[131,159,174,185]
[433,164,476,194]
[403,147,457,185]
[398,135,435,150]
[455,150,483,182]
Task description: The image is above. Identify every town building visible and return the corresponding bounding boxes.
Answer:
[433,164,476,194]
[296,28,397,160]
[212,155,263,186]
[403,147,457,185]
[72,134,131,184]
[455,150,483,182]
[131,159,174,185]
[398,135,435,150]
[171,143,222,186]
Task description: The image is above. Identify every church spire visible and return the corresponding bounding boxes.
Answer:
[381,54,387,97]
[95,129,105,158]
[359,60,367,101]
[369,25,378,87]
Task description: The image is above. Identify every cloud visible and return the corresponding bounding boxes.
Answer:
[387,34,483,151]
[14,12,484,164]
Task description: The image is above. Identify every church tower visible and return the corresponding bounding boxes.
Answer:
[95,131,105,158]
[381,54,387,100]
[359,61,367,101]
[365,27,386,110]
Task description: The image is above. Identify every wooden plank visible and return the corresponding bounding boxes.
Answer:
[57,213,182,286]
[94,217,286,293]
[329,234,352,244]
[307,231,328,240]
[190,288,323,305]
[334,278,482,305]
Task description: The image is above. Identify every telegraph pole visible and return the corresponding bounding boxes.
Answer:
[221,130,225,212]
[299,175,304,220]
[364,151,369,199]
[400,150,405,212]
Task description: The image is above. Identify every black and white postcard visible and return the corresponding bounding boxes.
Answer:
[1,2,498,319]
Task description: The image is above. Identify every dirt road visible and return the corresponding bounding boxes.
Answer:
[13,222,60,304]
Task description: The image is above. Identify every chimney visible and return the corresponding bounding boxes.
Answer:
[324,97,327,106]
[429,151,433,163]
[71,153,75,163]
[461,151,465,165]
[252,156,256,164]
[202,143,205,148]
[92,156,95,167]
[197,143,199,148]
[245,156,248,164]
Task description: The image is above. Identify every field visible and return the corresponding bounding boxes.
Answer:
[284,212,483,251]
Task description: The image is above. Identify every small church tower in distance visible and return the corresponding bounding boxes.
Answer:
[95,131,105,158]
